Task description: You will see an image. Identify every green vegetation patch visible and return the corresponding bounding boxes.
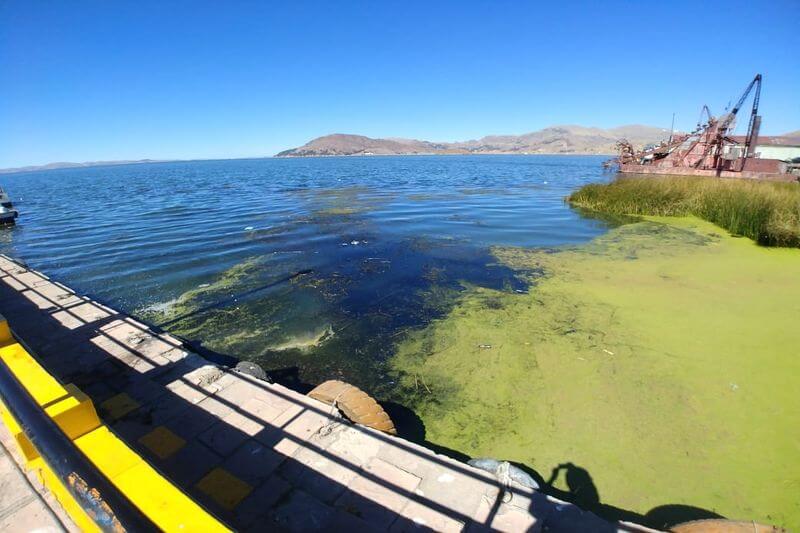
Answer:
[141,256,266,328]
[140,256,335,356]
[568,176,800,247]
[389,216,800,529]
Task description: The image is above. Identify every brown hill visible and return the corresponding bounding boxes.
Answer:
[276,125,671,157]
[275,134,448,157]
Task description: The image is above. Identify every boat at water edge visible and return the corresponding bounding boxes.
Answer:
[0,187,12,208]
[0,206,18,225]
[0,188,19,224]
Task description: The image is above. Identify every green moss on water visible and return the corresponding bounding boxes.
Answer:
[315,206,363,216]
[292,185,390,220]
[145,256,265,324]
[390,216,800,529]
[141,256,334,354]
[270,323,334,351]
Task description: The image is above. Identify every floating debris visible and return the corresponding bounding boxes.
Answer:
[468,458,539,489]
[272,250,304,255]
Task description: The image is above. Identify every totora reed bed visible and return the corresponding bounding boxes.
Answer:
[568,175,800,247]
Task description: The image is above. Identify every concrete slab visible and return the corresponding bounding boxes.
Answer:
[335,457,422,529]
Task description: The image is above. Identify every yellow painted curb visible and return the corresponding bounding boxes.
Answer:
[0,316,230,532]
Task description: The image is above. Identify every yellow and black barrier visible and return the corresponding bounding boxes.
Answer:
[0,314,229,532]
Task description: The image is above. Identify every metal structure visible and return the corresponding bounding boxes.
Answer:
[0,349,156,532]
[609,74,792,179]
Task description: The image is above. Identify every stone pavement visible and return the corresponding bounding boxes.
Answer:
[0,425,76,532]
[0,254,656,532]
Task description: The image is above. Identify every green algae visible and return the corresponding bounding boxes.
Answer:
[270,323,334,352]
[141,256,334,356]
[389,216,800,529]
[140,256,266,326]
[314,206,362,216]
[291,185,392,221]
[140,253,395,389]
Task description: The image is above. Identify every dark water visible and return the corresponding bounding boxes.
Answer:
[0,155,611,391]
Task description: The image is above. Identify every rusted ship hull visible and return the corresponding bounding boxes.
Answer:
[611,74,799,183]
[620,158,796,182]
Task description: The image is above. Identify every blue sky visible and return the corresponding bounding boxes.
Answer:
[1,1,798,167]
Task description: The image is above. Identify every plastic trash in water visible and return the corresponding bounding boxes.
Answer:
[468,458,539,489]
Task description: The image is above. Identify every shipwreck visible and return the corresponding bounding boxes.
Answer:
[608,74,799,181]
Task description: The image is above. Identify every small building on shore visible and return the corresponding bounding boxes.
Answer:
[730,135,800,161]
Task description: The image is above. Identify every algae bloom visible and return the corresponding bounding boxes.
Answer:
[270,324,334,352]
[390,216,800,529]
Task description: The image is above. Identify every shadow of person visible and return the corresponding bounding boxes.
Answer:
[523,462,643,524]
[534,462,724,529]
[546,462,603,513]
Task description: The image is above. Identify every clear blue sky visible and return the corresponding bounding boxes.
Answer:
[1,1,798,167]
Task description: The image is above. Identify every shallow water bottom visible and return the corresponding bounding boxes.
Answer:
[389,216,800,529]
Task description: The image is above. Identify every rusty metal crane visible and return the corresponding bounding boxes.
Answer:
[609,74,788,179]
[675,73,762,171]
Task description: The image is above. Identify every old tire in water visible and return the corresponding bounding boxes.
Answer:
[308,380,396,435]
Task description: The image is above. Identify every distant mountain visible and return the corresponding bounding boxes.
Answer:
[276,125,672,157]
[2,124,688,172]
[782,130,800,137]
[276,134,447,157]
[0,159,167,175]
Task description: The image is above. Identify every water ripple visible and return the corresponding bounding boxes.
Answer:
[0,155,611,314]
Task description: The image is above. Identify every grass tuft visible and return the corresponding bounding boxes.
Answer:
[568,176,800,247]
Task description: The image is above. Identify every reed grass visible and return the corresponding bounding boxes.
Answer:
[568,176,800,247]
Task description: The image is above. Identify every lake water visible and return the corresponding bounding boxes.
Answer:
[0,155,612,391]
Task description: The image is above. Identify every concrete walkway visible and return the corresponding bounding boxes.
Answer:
[0,254,655,532]
[0,425,75,532]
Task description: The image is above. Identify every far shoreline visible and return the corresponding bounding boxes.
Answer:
[0,152,613,176]
[272,151,614,159]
